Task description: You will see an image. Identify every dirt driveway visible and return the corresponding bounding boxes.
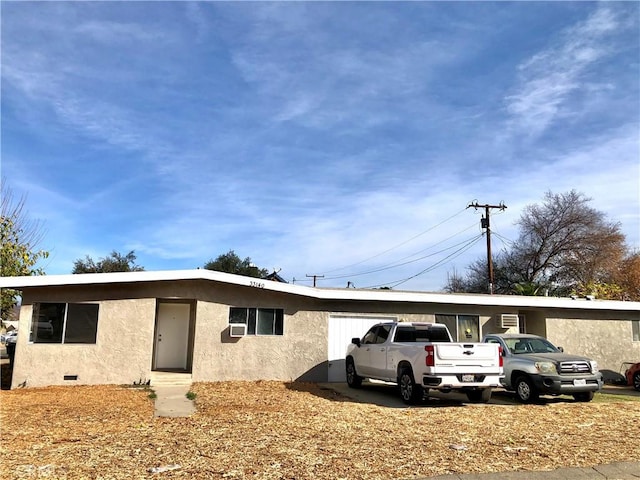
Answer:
[1,381,639,479]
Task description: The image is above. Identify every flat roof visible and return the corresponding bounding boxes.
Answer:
[1,269,639,313]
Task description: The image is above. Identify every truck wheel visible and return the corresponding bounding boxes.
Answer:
[466,389,492,403]
[515,375,539,403]
[398,368,423,405]
[633,372,640,392]
[573,391,594,402]
[345,358,362,388]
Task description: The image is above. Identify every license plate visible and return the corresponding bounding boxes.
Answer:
[573,379,586,386]
[462,374,475,382]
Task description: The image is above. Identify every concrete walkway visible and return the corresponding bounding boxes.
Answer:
[152,385,195,418]
[420,462,640,479]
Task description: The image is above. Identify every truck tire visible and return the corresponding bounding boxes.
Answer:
[633,372,640,392]
[515,375,539,403]
[398,368,423,405]
[345,358,362,388]
[573,391,594,402]
[466,388,492,403]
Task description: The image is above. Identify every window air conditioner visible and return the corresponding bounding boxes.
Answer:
[229,324,247,337]
[499,314,519,328]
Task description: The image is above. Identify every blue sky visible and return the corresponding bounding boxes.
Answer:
[2,1,639,291]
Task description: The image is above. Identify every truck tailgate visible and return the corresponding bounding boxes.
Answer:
[434,343,499,369]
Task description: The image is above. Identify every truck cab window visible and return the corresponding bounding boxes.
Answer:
[362,327,378,345]
[375,325,392,344]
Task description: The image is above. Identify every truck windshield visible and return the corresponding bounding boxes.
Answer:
[394,326,451,343]
[505,337,560,354]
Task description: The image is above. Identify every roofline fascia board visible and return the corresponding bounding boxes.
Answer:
[1,269,639,312]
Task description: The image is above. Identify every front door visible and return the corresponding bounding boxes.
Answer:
[154,302,190,371]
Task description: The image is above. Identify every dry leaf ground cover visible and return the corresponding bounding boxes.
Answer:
[1,381,639,480]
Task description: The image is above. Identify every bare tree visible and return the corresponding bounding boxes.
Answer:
[445,190,628,297]
[1,180,49,321]
[515,190,625,293]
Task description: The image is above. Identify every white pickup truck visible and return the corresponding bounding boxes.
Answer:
[346,322,504,404]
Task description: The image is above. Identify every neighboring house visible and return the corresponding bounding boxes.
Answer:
[1,269,639,389]
[264,271,288,283]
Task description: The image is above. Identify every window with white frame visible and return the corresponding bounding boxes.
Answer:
[435,314,480,342]
[30,302,99,344]
[229,307,284,335]
[633,320,640,342]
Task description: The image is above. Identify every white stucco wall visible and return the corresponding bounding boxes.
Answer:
[192,301,328,382]
[546,317,640,374]
[12,298,156,388]
[8,279,639,389]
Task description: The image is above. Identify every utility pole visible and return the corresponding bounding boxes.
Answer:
[468,201,507,294]
[306,274,324,287]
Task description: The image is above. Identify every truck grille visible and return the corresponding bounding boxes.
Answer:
[559,361,591,374]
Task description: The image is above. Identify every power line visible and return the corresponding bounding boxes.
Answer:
[492,230,515,248]
[318,206,469,275]
[363,233,484,289]
[323,230,482,281]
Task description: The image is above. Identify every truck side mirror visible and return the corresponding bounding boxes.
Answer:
[557,346,564,352]
[351,337,361,347]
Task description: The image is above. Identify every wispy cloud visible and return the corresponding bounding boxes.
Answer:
[505,7,622,136]
[2,2,637,289]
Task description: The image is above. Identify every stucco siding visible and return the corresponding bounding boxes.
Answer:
[12,298,156,388]
[192,301,329,382]
[546,317,640,374]
[8,276,639,388]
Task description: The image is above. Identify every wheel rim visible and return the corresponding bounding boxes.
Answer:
[634,373,640,389]
[346,362,355,384]
[400,374,413,400]
[517,380,530,401]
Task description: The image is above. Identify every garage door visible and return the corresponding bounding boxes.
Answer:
[327,315,397,382]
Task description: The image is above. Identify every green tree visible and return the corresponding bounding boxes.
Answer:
[1,181,49,321]
[204,250,268,278]
[72,250,144,273]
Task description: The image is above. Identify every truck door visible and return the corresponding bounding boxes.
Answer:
[369,324,392,378]
[352,326,379,376]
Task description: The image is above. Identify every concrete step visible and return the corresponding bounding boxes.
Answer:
[150,372,193,387]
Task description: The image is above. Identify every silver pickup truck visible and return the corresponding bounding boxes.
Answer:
[483,333,603,403]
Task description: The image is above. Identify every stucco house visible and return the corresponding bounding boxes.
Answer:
[1,269,639,389]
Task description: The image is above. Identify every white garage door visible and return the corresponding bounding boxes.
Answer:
[327,315,397,382]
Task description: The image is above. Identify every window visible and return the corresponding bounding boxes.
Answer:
[362,326,378,344]
[361,325,392,344]
[633,320,640,342]
[518,314,527,334]
[229,308,284,335]
[374,325,391,344]
[394,325,451,343]
[30,303,99,344]
[435,314,480,342]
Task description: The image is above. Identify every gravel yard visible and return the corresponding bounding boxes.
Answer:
[1,381,639,480]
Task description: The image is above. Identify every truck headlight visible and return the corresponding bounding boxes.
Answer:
[535,362,557,374]
[590,361,599,373]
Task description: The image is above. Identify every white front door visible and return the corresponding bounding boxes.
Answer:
[327,315,397,382]
[154,303,190,370]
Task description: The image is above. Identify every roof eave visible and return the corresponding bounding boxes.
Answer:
[1,270,639,312]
